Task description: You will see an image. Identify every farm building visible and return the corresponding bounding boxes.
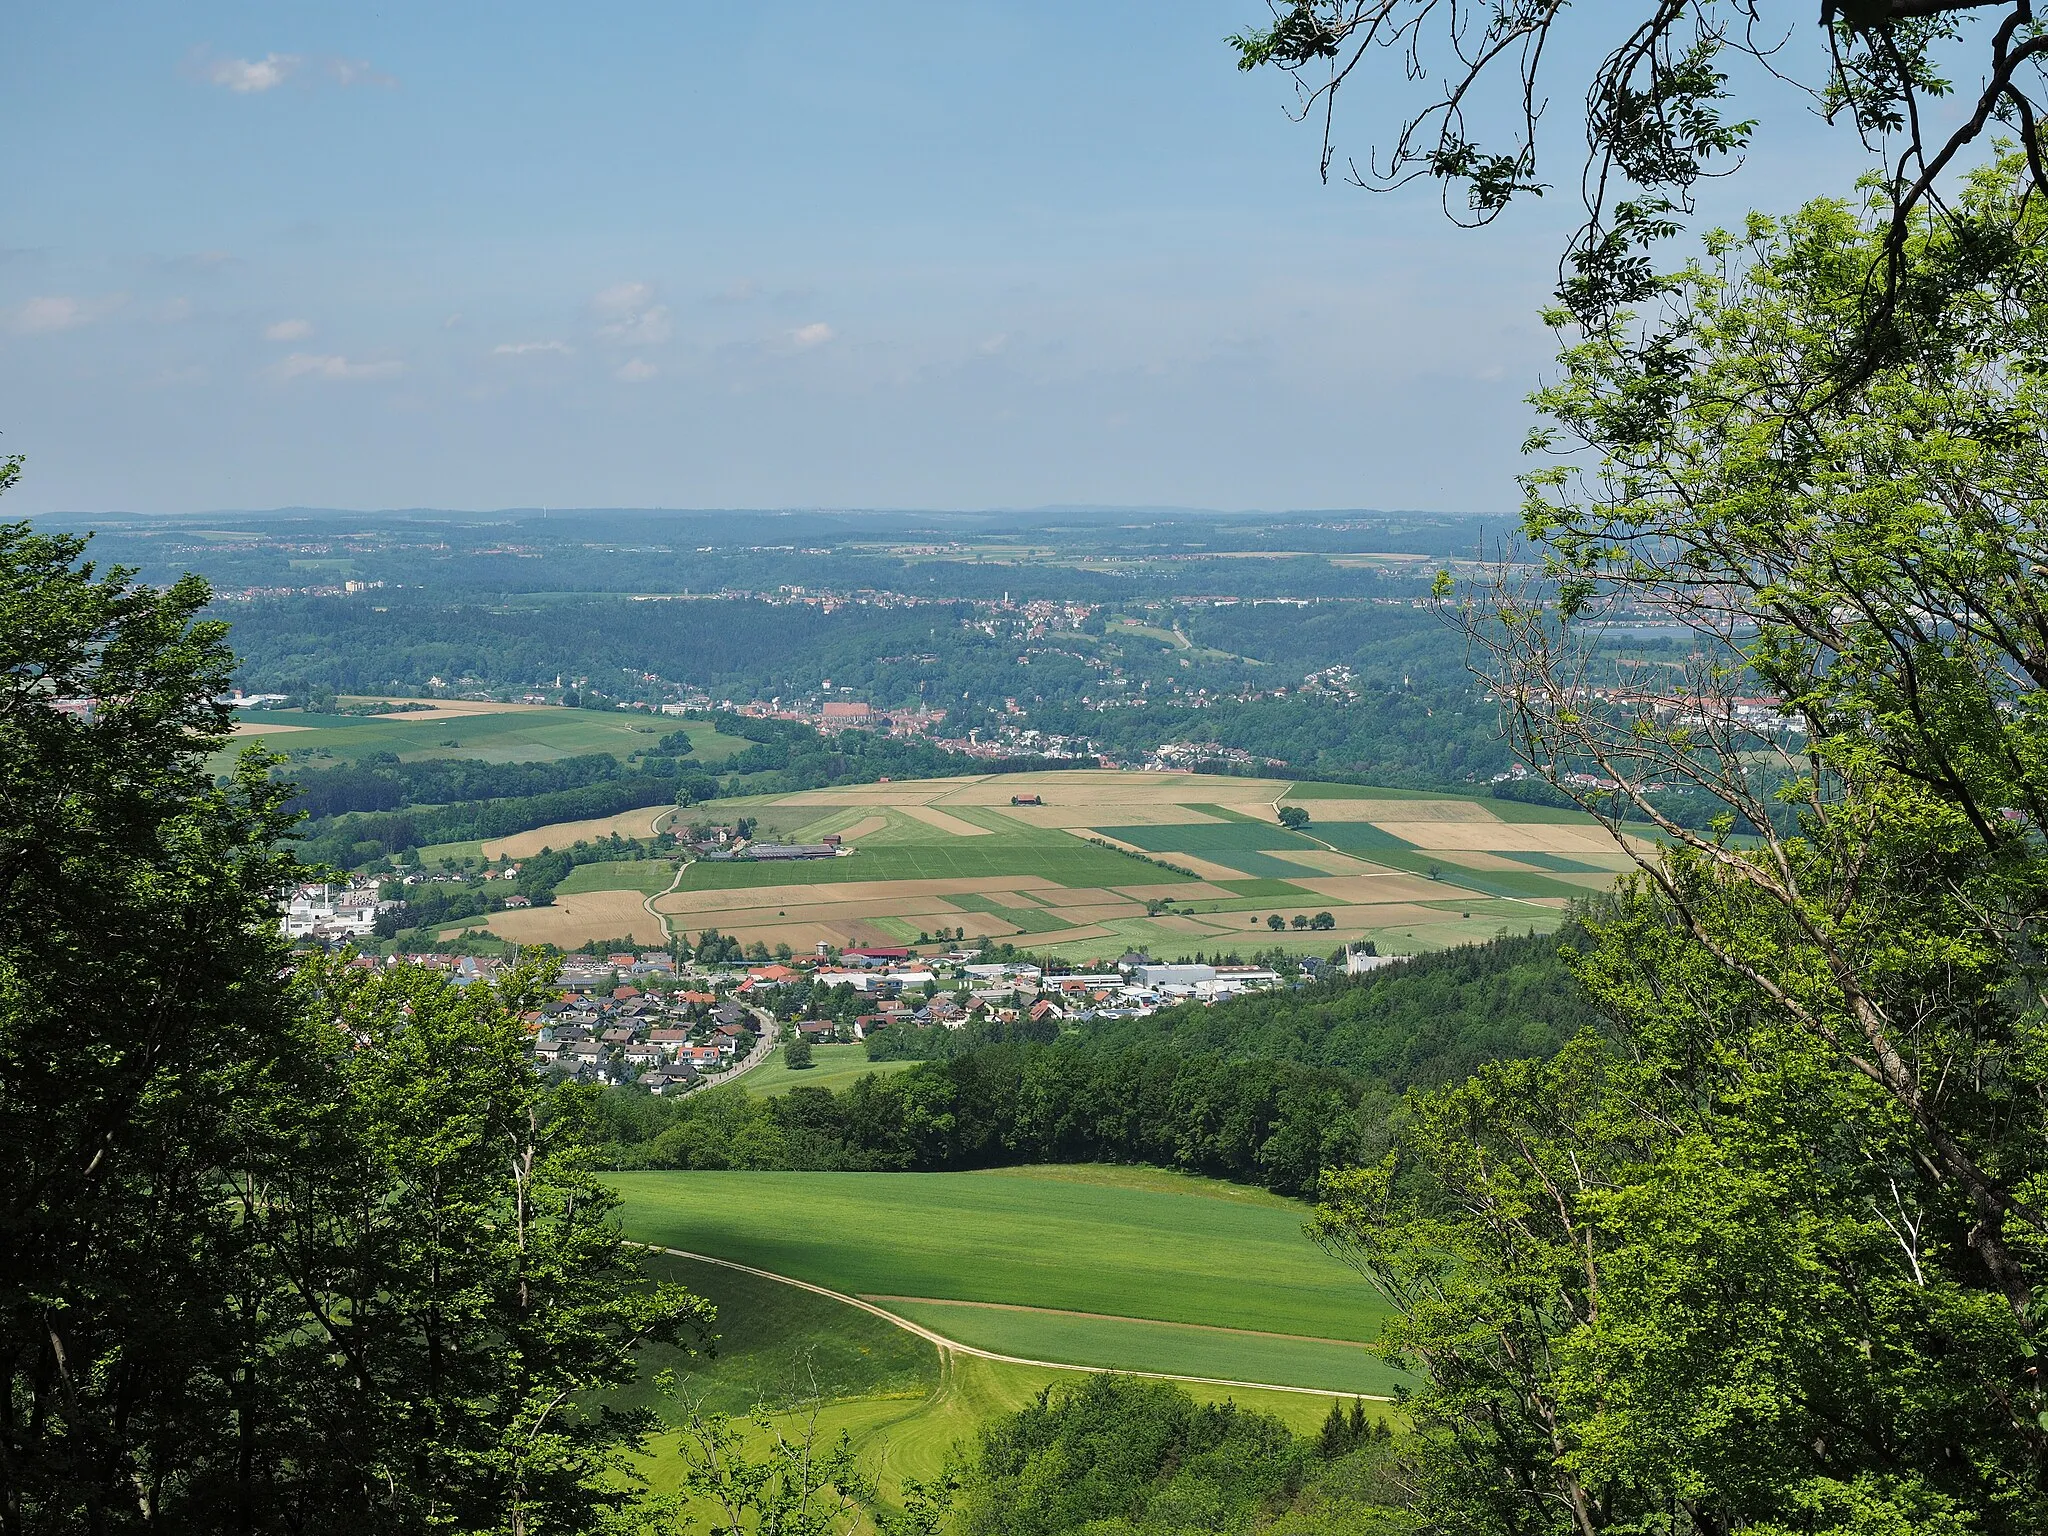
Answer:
[1011,793,1043,805]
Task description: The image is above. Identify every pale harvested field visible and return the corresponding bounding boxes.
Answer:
[1429,850,1541,871]
[1043,903,1148,924]
[1297,799,1501,823]
[1017,922,1114,946]
[1114,881,1237,902]
[1562,850,1644,871]
[1030,886,1127,909]
[838,813,892,840]
[998,803,1226,829]
[1308,899,1481,929]
[654,875,1064,918]
[483,807,674,858]
[1371,822,1625,854]
[714,910,1017,950]
[230,721,309,736]
[341,698,560,720]
[488,889,665,947]
[1275,848,1379,874]
[896,804,994,837]
[1290,874,1465,904]
[1150,913,1228,935]
[690,893,981,925]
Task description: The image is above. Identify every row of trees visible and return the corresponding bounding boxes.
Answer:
[603,1041,1384,1196]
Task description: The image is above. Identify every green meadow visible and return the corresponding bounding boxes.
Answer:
[740,1043,919,1097]
[553,859,678,894]
[617,1185,1392,1509]
[877,1299,1399,1396]
[608,1165,1394,1396]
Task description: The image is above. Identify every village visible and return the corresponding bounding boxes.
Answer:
[271,878,1365,1096]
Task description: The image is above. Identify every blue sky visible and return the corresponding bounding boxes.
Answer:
[2,3,1861,516]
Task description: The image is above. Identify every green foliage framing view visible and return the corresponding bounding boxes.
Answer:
[0,511,711,1533]
[1330,165,2048,1530]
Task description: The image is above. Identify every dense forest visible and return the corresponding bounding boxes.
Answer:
[953,1375,1401,1536]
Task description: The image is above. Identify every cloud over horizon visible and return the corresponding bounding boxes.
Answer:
[8,294,126,334]
[592,282,672,347]
[188,49,394,93]
[271,352,404,382]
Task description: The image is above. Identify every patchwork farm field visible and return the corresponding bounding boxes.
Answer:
[609,1164,1404,1396]
[629,770,1625,958]
[471,768,1634,952]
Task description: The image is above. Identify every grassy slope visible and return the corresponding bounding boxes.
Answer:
[742,1044,920,1098]
[878,1300,1402,1396]
[627,1250,939,1418]
[623,1179,1390,1512]
[608,1166,1388,1342]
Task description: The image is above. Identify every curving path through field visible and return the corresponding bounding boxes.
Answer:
[637,1242,1391,1401]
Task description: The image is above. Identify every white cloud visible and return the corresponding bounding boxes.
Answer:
[200,52,302,93]
[8,294,125,333]
[790,322,835,349]
[494,340,572,356]
[978,333,1009,355]
[272,352,404,382]
[265,318,313,341]
[615,358,659,383]
[592,282,672,345]
[326,57,396,89]
[155,297,194,324]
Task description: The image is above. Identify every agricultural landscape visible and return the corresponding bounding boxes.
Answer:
[22,0,2028,1522]
[419,764,1631,958]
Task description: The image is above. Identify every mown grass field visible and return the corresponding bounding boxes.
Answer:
[609,1165,1396,1396]
[741,1044,919,1098]
[224,706,746,767]
[554,858,678,895]
[877,1299,1397,1395]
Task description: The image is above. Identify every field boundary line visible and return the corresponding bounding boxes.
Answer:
[634,1243,1391,1401]
[859,1294,1370,1348]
